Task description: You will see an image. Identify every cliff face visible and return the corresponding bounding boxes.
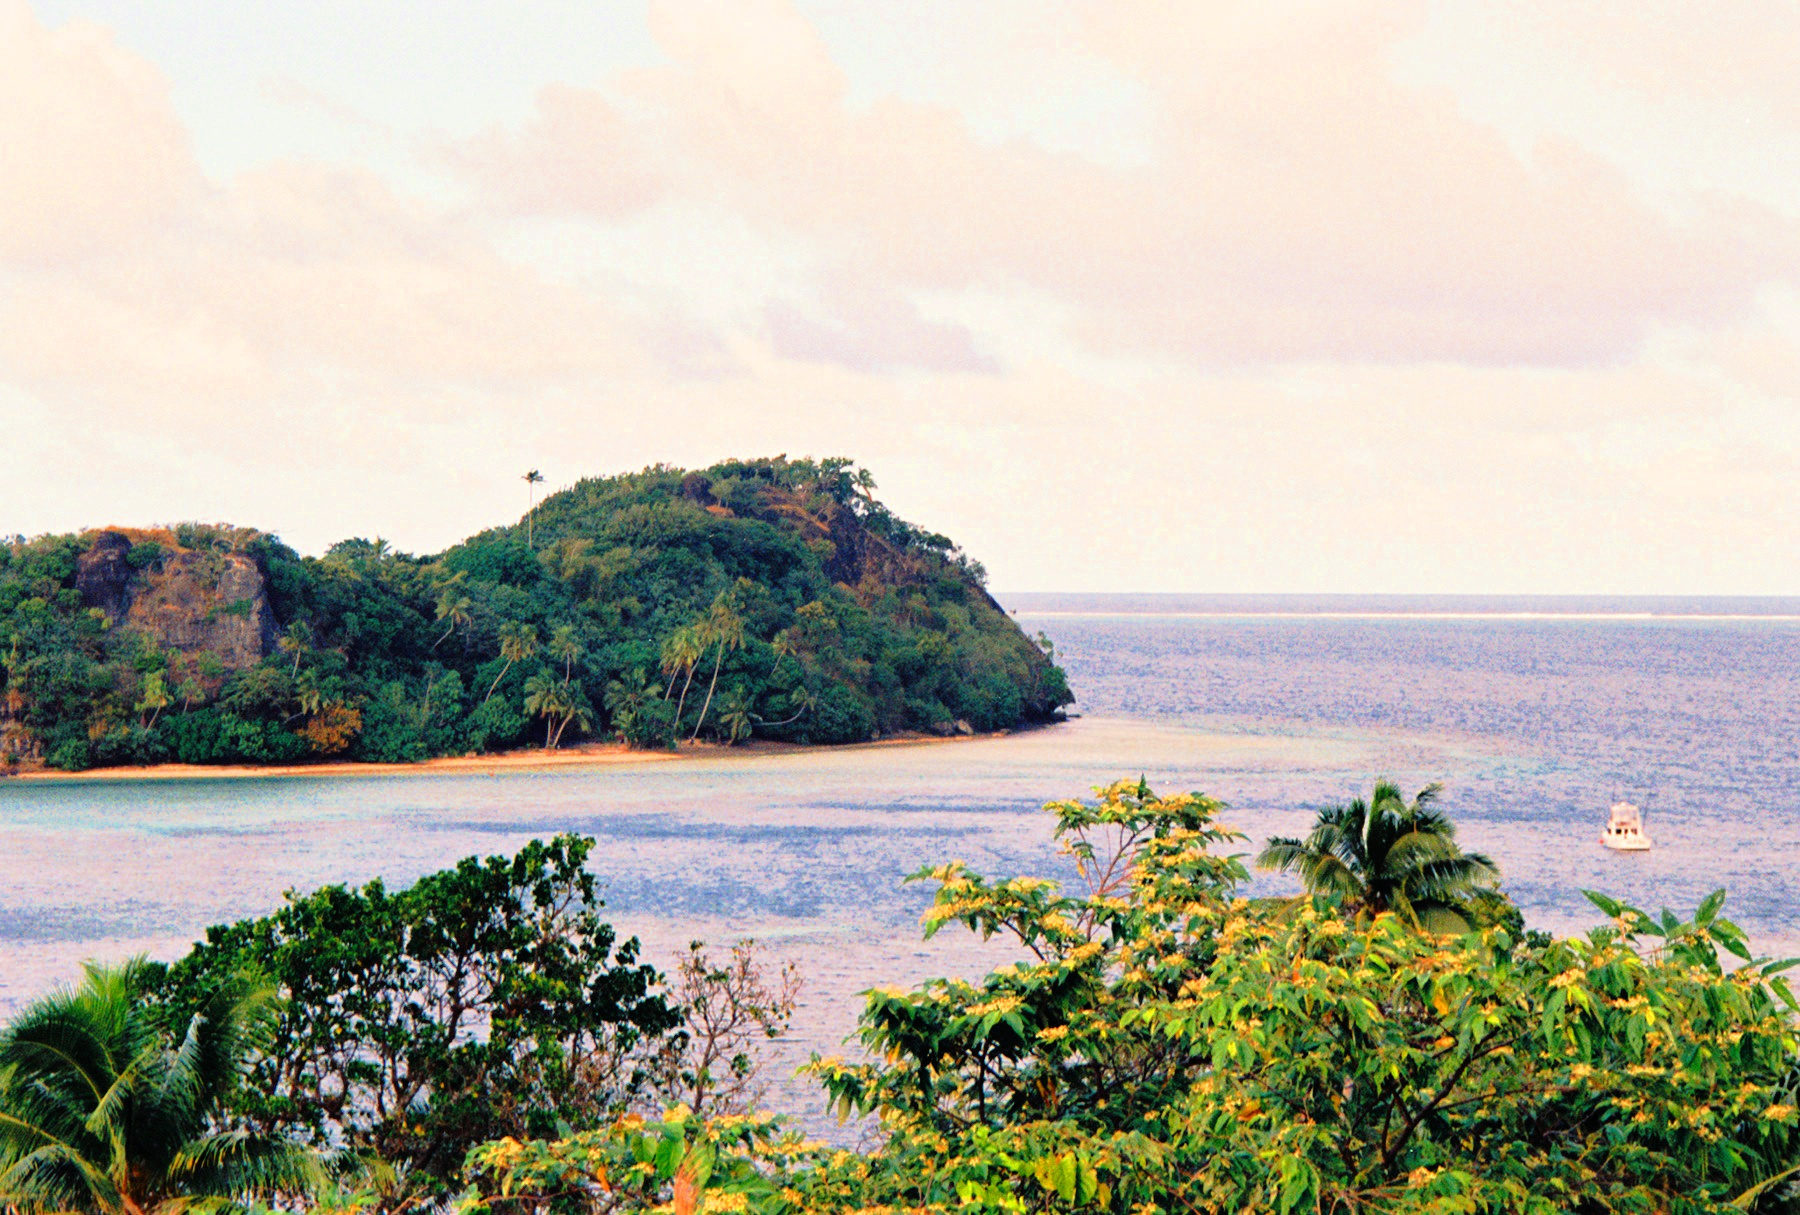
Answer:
[76,531,276,668]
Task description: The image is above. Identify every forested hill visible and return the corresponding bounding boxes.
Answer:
[0,458,1070,772]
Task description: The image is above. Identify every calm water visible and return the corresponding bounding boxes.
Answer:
[1017,594,1800,952]
[2,594,1797,1123]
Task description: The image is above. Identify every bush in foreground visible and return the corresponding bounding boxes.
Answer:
[150,836,683,1205]
[465,781,1800,1215]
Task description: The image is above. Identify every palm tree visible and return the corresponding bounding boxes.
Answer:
[175,678,205,715]
[659,625,705,733]
[134,672,170,730]
[419,662,445,723]
[770,633,797,674]
[524,672,593,750]
[758,686,815,728]
[277,621,312,678]
[522,469,545,547]
[294,669,325,717]
[715,687,754,745]
[551,692,593,749]
[603,667,661,740]
[431,578,472,651]
[1256,781,1501,933]
[688,594,746,742]
[548,625,581,684]
[0,959,322,1214]
[482,622,539,705]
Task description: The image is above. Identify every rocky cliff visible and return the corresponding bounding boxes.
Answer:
[76,531,277,668]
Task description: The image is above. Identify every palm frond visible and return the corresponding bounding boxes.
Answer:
[1383,829,1462,871]
[0,1139,119,1214]
[1402,854,1500,905]
[1414,902,1475,936]
[172,1129,327,1200]
[1297,853,1361,901]
[1254,838,1309,873]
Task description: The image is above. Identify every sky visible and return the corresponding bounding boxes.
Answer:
[4,0,1799,593]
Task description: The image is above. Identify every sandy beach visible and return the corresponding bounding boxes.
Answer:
[5,729,1006,784]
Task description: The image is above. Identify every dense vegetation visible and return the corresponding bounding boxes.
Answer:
[3,781,1796,1214]
[0,458,1069,771]
[0,841,791,1213]
[464,783,1800,1215]
[149,836,681,1201]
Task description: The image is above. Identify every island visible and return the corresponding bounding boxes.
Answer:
[0,457,1070,773]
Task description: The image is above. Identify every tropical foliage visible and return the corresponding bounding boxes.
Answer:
[0,960,322,1214]
[465,781,1800,1215]
[0,458,1070,770]
[1257,779,1504,932]
[147,837,682,1204]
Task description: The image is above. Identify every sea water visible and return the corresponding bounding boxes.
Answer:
[1,594,1796,1124]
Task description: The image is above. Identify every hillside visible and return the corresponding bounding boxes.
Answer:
[0,458,1069,771]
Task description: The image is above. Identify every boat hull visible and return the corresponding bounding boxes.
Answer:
[1601,837,1652,852]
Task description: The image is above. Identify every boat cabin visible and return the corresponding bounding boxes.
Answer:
[1601,801,1652,851]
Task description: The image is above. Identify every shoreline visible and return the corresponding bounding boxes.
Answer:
[4,726,1037,785]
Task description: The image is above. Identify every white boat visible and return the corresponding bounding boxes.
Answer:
[1601,801,1652,851]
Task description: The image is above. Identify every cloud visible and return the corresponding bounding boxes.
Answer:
[765,276,999,374]
[0,2,652,428]
[446,84,666,219]
[0,162,642,410]
[449,0,1800,369]
[0,0,201,263]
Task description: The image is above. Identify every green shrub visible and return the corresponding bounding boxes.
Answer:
[45,737,90,771]
[152,835,680,1204]
[124,541,164,570]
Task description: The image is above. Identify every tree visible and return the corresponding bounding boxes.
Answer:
[277,620,312,678]
[603,667,661,741]
[548,624,581,684]
[523,469,546,547]
[293,668,325,717]
[152,836,681,1205]
[657,941,800,1116]
[715,686,754,745]
[1256,780,1501,932]
[484,622,539,705]
[525,670,594,749]
[432,577,473,650]
[659,625,705,734]
[420,661,447,723]
[134,671,169,729]
[0,960,321,1215]
[758,686,815,729]
[689,591,746,742]
[174,677,206,714]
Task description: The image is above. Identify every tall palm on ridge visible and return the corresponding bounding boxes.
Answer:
[1256,781,1500,933]
[522,469,545,547]
[0,959,321,1215]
